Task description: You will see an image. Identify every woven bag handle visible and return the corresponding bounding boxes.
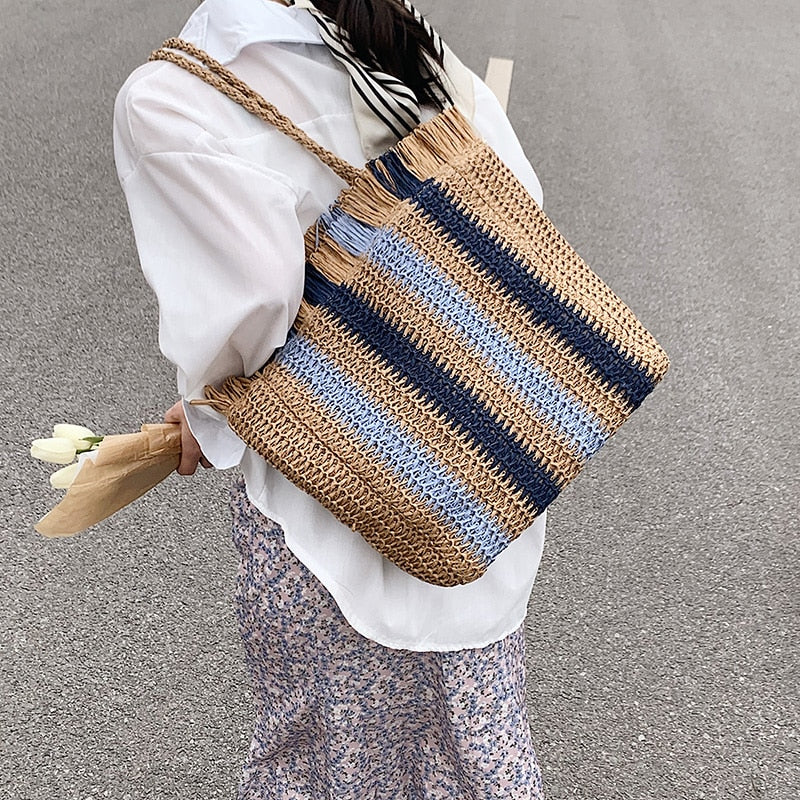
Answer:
[149,38,361,185]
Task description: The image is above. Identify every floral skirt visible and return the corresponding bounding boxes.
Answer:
[230,478,545,800]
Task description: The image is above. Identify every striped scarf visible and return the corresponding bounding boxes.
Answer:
[289,0,474,158]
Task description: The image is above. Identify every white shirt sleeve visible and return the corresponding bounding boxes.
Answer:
[113,70,306,468]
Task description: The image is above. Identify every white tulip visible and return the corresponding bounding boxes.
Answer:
[49,462,82,489]
[30,437,77,465]
[53,424,96,446]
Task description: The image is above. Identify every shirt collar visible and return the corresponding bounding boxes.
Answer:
[179,0,323,65]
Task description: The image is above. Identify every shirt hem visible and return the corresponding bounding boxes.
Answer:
[244,481,534,653]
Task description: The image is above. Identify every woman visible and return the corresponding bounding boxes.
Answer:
[115,0,547,796]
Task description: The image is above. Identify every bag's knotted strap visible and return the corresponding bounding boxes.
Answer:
[149,38,361,186]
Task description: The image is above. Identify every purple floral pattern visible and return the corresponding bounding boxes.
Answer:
[230,478,545,799]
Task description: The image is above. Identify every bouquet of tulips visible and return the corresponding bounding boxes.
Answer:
[30,421,182,537]
[30,424,104,487]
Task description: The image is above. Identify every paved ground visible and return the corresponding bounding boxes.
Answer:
[1,1,797,798]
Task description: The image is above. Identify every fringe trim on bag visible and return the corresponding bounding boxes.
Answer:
[195,375,256,416]
[393,106,478,181]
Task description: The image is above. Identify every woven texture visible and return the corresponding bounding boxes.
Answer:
[152,41,669,587]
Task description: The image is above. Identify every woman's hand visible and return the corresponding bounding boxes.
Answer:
[164,400,212,475]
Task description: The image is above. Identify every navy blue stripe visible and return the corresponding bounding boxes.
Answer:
[318,285,561,512]
[370,151,427,199]
[368,154,656,407]
[303,261,338,308]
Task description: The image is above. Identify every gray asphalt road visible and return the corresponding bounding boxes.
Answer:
[1,1,797,798]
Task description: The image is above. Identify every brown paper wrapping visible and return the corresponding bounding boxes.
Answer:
[35,423,182,537]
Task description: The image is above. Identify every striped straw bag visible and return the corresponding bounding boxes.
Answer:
[151,40,670,587]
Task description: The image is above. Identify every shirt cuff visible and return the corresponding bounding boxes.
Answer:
[182,400,246,470]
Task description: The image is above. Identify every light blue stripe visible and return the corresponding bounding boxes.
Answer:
[280,335,511,562]
[367,229,609,459]
[319,206,377,256]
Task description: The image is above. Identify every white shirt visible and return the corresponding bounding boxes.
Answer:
[113,0,547,651]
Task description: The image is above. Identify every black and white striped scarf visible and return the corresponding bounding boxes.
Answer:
[288,0,474,157]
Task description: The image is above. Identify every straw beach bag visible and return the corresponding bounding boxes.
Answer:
[151,39,670,587]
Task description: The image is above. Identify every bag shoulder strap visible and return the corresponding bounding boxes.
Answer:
[149,38,361,185]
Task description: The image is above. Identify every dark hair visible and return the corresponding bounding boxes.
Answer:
[309,0,451,110]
